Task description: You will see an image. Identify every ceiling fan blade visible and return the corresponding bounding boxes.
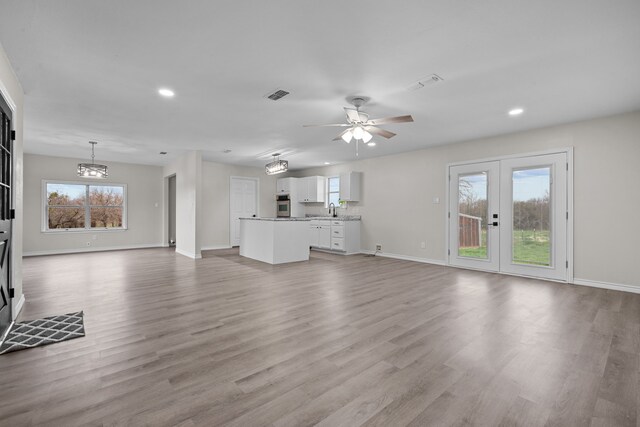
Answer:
[332,128,352,141]
[365,126,396,139]
[303,123,350,127]
[344,107,361,123]
[367,115,414,126]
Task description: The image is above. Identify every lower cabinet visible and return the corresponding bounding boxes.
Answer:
[310,219,360,254]
[309,220,331,249]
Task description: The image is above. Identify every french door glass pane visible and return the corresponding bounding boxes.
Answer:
[512,167,551,266]
[458,172,488,259]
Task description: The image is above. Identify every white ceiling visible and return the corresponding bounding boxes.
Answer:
[1,0,639,169]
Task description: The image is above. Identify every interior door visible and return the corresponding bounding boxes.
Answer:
[0,93,13,337]
[230,177,257,246]
[449,161,500,272]
[500,153,567,281]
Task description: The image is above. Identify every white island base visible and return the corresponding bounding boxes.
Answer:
[239,218,310,264]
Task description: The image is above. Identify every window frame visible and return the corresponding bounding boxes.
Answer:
[326,175,341,208]
[42,179,128,233]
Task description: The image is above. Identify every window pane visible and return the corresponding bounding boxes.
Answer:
[329,177,339,193]
[458,173,488,259]
[512,167,551,266]
[47,183,85,206]
[329,192,340,206]
[89,185,124,206]
[48,207,85,229]
[90,207,123,228]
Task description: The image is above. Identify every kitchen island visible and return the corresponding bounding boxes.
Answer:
[239,217,311,264]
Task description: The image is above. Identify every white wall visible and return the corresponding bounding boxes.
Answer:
[163,151,202,258]
[23,154,164,255]
[0,41,24,318]
[201,161,277,249]
[294,110,640,290]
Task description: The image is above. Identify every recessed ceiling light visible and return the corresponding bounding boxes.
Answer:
[324,162,330,165]
[367,142,376,147]
[158,88,175,97]
[508,107,524,116]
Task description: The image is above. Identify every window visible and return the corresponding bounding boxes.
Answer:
[327,176,340,207]
[44,181,126,231]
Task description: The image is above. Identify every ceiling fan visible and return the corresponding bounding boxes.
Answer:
[303,97,414,150]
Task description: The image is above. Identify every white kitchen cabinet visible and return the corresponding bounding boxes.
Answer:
[276,177,297,194]
[339,172,361,202]
[310,219,360,254]
[298,176,325,203]
[309,220,331,249]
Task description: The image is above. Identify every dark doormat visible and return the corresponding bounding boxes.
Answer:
[0,311,85,355]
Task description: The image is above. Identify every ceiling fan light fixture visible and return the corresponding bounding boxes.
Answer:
[341,130,353,143]
[362,130,373,143]
[352,126,364,140]
[367,141,376,147]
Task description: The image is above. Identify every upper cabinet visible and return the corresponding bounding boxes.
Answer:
[298,176,325,203]
[276,177,297,194]
[339,172,361,202]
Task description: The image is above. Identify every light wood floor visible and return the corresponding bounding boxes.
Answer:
[1,248,638,426]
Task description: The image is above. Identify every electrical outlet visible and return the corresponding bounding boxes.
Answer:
[92,234,97,240]
[421,241,426,249]
[376,244,382,251]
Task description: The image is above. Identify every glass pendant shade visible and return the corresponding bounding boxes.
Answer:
[265,153,288,175]
[362,130,373,143]
[341,129,353,143]
[77,163,108,178]
[352,125,364,140]
[77,141,108,179]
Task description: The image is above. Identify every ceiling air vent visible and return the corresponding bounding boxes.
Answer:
[408,74,444,91]
[264,89,290,101]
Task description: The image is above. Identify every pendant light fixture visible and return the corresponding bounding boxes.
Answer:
[77,141,108,178]
[265,153,288,175]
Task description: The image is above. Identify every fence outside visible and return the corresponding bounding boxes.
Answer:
[459,213,482,248]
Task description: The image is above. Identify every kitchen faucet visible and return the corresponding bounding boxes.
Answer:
[329,202,337,217]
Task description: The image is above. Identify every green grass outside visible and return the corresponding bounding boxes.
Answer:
[458,229,550,266]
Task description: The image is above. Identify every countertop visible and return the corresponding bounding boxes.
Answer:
[306,215,362,221]
[240,217,311,221]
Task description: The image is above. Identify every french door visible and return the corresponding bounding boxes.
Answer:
[449,152,569,281]
[0,92,13,338]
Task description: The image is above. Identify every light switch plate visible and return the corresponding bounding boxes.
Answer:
[433,197,440,204]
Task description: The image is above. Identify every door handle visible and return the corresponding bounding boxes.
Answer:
[489,222,498,226]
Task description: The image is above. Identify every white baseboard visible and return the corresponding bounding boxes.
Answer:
[360,250,446,266]
[12,293,25,320]
[175,248,202,259]
[201,245,233,251]
[572,278,640,295]
[23,243,166,257]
